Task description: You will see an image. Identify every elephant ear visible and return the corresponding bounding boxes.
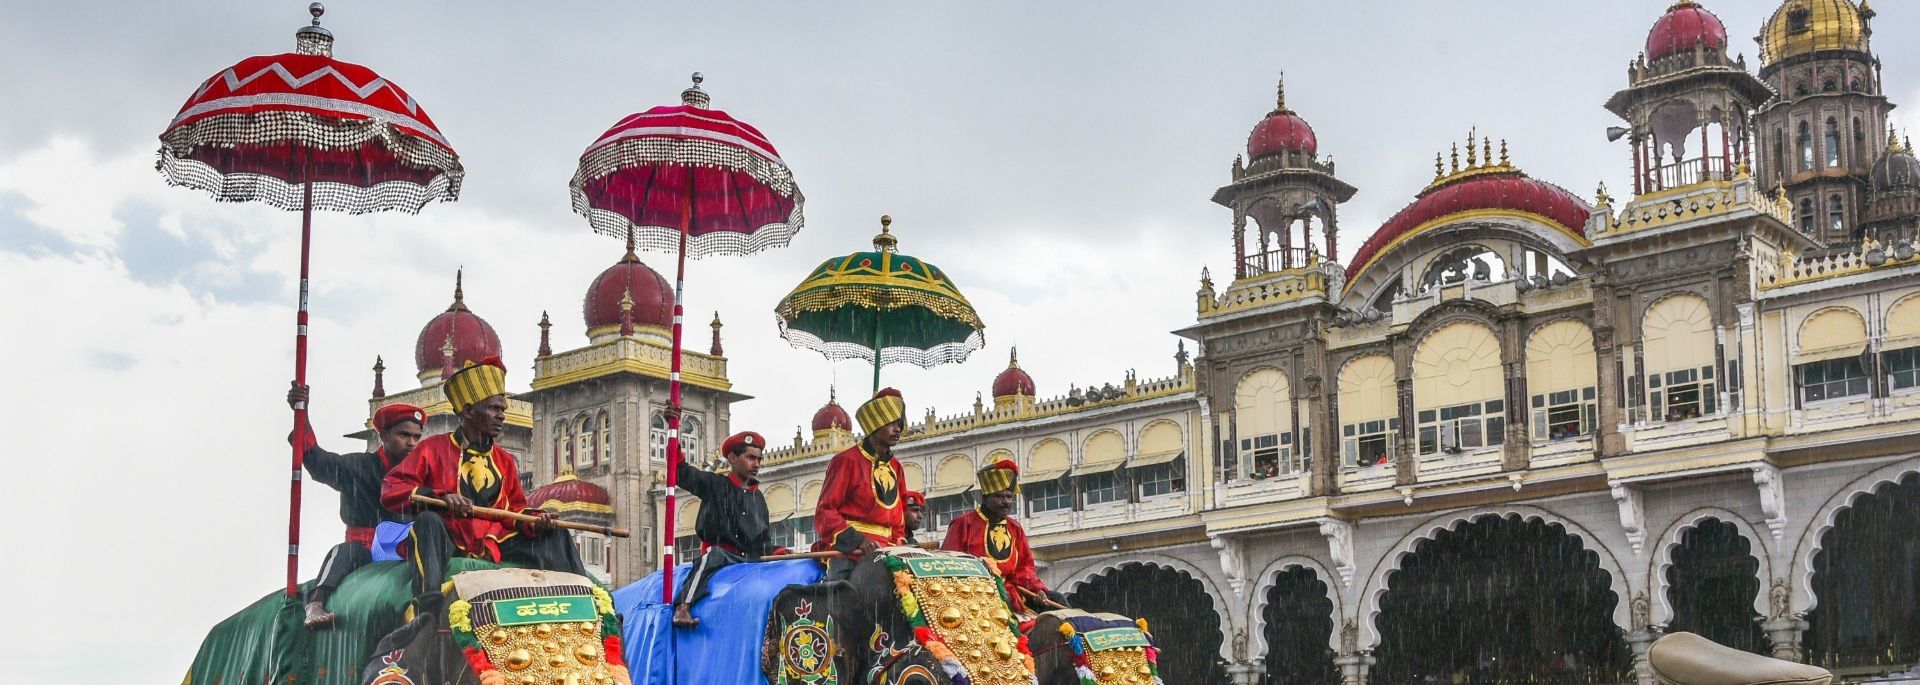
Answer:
[362,610,481,685]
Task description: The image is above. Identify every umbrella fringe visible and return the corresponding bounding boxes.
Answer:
[775,320,986,370]
[775,285,985,329]
[569,137,797,199]
[574,203,804,259]
[156,110,463,213]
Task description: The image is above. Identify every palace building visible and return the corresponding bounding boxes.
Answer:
[349,2,1920,683]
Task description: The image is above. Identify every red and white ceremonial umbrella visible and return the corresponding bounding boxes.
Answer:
[569,73,803,604]
[157,3,463,598]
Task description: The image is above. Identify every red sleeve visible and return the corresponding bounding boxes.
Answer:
[889,460,908,543]
[1008,521,1046,593]
[813,451,858,543]
[381,439,439,513]
[940,514,974,555]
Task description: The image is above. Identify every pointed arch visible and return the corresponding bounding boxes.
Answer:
[1248,555,1346,654]
[1648,508,1773,627]
[1791,455,1920,612]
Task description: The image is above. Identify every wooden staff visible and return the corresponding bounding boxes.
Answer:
[1015,585,1069,611]
[410,493,630,538]
[757,540,940,562]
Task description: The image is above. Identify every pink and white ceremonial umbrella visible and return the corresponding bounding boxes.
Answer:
[569,73,803,604]
[157,3,463,598]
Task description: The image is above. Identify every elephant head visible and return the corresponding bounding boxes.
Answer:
[360,609,481,685]
[364,569,628,685]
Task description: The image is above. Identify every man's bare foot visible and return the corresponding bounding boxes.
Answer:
[671,604,699,628]
[303,601,336,630]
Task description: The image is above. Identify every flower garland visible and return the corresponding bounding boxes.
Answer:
[1056,618,1164,685]
[883,556,1038,685]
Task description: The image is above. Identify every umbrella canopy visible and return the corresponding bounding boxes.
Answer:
[776,216,986,384]
[157,4,462,212]
[154,3,461,599]
[568,74,802,256]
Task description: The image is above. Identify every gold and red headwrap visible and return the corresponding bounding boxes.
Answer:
[976,459,1020,495]
[856,387,906,434]
[445,356,507,414]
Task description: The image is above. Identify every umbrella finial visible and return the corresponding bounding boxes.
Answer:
[451,267,466,309]
[295,2,334,56]
[874,215,898,252]
[623,226,638,261]
[682,72,710,108]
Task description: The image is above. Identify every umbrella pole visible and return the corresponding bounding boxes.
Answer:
[662,199,692,607]
[286,179,313,598]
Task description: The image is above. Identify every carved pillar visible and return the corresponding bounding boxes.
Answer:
[1233,210,1248,279]
[1227,661,1264,685]
[1391,333,1417,486]
[1498,312,1528,471]
[1762,579,1810,661]
[1335,652,1374,685]
[1627,590,1659,685]
[1306,360,1335,496]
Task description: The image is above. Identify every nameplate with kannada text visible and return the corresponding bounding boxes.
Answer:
[1082,628,1150,651]
[903,556,991,579]
[492,595,597,626]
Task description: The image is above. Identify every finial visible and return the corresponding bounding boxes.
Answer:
[1906,134,1914,154]
[829,384,838,404]
[449,268,467,311]
[681,71,710,108]
[1434,153,1444,179]
[873,215,899,252]
[440,334,457,378]
[1498,139,1509,166]
[1482,137,1493,167]
[1009,346,1020,368]
[1450,142,1460,173]
[1594,182,1612,206]
[1273,72,1289,114]
[537,311,553,358]
[618,288,635,336]
[623,226,637,261]
[294,2,333,56]
[372,355,386,398]
[1890,129,1900,150]
[709,311,725,356]
[1465,129,1479,167]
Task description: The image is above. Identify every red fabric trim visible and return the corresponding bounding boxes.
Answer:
[345,527,376,548]
[602,635,626,667]
[461,645,496,675]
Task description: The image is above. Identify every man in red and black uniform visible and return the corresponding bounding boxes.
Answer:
[902,490,926,546]
[941,459,1063,614]
[814,388,909,580]
[381,357,584,612]
[671,430,786,628]
[286,383,424,629]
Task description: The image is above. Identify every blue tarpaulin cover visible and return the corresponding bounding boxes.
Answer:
[614,559,824,685]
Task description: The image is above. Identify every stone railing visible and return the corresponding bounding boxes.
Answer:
[1761,236,1920,290]
[1589,173,1791,238]
[763,366,1197,466]
[1198,261,1341,319]
[531,336,729,391]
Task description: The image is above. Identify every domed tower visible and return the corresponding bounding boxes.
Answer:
[1605,2,1771,199]
[413,269,504,385]
[1751,0,1892,245]
[1213,77,1356,279]
[806,387,852,439]
[582,232,675,343]
[990,347,1036,413]
[1861,134,1920,242]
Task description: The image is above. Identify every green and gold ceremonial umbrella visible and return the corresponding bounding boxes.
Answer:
[775,215,985,392]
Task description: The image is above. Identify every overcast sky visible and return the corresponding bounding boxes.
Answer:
[4,2,1918,683]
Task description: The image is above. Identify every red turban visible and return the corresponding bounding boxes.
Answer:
[373,404,426,431]
[721,431,765,457]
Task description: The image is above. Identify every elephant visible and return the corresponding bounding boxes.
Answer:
[361,609,481,685]
[361,568,631,685]
[1025,610,1165,685]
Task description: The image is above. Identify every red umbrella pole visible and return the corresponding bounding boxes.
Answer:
[661,189,693,605]
[286,179,313,598]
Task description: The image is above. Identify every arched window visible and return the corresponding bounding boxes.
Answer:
[1800,199,1816,234]
[578,415,596,468]
[552,430,566,477]
[1822,78,1837,93]
[563,421,577,470]
[1339,356,1398,467]
[1234,368,1294,479]
[649,412,668,462]
[1825,118,1841,167]
[1643,295,1717,422]
[681,415,704,467]
[598,412,612,468]
[1526,321,1599,442]
[1412,322,1504,455]
[1828,195,1846,234]
[1794,308,1869,405]
[1798,121,1814,171]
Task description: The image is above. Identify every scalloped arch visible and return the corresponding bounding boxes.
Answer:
[1648,508,1772,627]
[1356,505,1632,650]
[1247,555,1346,655]
[1790,455,1920,613]
[1059,552,1238,661]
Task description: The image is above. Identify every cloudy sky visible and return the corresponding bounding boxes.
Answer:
[4,1,1917,682]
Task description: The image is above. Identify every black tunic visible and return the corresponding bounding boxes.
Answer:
[303,442,414,531]
[675,462,775,558]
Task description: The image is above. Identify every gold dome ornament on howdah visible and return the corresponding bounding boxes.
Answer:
[505,649,534,671]
[940,607,965,628]
[574,642,599,665]
[488,630,510,645]
[1759,0,1869,64]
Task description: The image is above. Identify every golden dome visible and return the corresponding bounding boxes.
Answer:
[1760,0,1869,64]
